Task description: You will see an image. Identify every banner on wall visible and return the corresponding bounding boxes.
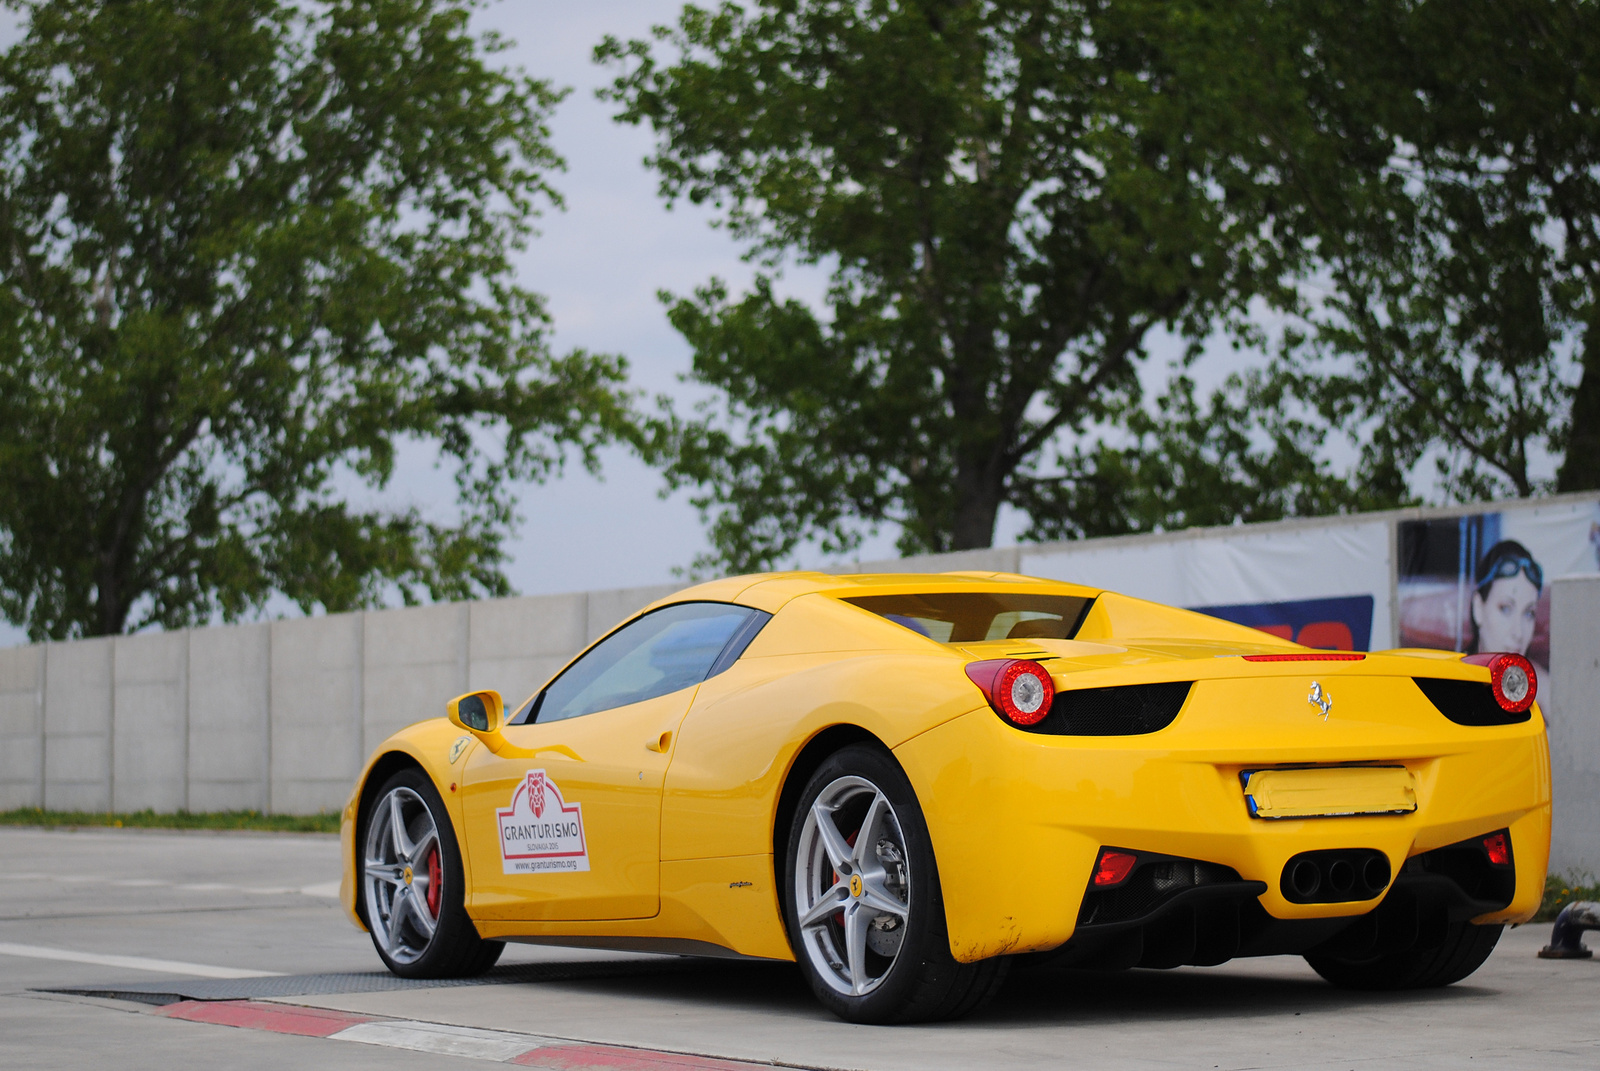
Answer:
[1396,499,1600,682]
[1191,595,1375,652]
[1021,520,1391,650]
[1020,496,1600,655]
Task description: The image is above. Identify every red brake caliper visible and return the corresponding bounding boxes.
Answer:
[426,847,442,917]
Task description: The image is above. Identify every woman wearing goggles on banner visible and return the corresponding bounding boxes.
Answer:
[1469,540,1543,659]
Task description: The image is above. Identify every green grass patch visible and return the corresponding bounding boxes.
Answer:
[1537,871,1600,922]
[0,807,340,833]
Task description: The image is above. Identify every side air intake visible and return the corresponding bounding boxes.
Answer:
[1015,681,1193,736]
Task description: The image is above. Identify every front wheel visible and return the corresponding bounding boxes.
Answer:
[1305,921,1502,990]
[360,768,503,978]
[783,744,1008,1023]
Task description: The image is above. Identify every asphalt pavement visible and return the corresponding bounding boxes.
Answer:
[2,825,1598,1070]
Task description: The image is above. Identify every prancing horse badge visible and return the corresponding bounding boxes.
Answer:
[1307,681,1332,720]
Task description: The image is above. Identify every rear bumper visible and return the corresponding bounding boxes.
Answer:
[893,696,1551,963]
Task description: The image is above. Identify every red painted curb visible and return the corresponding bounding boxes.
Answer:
[158,1000,378,1037]
[513,1043,771,1070]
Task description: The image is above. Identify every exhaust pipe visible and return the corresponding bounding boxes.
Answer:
[1281,849,1391,904]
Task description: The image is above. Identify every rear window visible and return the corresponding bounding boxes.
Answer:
[842,593,1094,644]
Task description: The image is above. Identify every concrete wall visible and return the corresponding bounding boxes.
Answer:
[0,645,43,810]
[0,583,680,815]
[0,509,1593,850]
[1549,575,1600,878]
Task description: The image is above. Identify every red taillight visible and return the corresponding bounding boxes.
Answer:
[1471,652,1537,713]
[1483,832,1510,867]
[1093,849,1138,887]
[965,659,1055,727]
[1241,653,1366,662]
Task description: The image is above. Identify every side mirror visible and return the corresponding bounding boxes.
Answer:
[448,689,504,737]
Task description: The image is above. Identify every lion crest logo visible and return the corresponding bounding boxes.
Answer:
[528,770,548,818]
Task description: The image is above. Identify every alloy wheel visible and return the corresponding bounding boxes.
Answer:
[793,774,913,997]
[362,785,443,965]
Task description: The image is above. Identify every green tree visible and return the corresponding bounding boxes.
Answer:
[1014,370,1391,541]
[601,0,1284,572]
[1044,0,1598,517]
[1246,0,1599,502]
[0,0,635,640]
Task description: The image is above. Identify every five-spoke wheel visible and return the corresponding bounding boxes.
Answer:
[794,774,912,997]
[783,744,1008,1023]
[363,784,444,965]
[359,768,503,978]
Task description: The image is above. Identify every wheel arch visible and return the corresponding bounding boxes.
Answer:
[771,723,891,885]
[352,750,428,929]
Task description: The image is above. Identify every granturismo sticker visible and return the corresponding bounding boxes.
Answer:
[497,769,589,874]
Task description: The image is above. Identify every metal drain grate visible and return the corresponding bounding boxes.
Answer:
[38,956,703,1006]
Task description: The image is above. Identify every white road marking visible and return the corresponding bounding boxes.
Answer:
[0,941,284,979]
[330,1021,557,1062]
[0,873,340,898]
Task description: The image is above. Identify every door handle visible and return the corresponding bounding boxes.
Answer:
[646,730,673,753]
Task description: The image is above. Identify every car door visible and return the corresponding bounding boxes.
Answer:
[460,601,767,922]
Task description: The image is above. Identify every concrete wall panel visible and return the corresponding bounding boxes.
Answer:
[188,623,270,813]
[112,631,188,812]
[363,602,467,760]
[271,613,362,814]
[0,645,44,809]
[468,593,587,712]
[42,637,113,811]
[1549,575,1600,876]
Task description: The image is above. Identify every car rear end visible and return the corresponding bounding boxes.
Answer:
[894,640,1549,968]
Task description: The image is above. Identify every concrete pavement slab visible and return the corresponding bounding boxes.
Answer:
[5,826,1600,1070]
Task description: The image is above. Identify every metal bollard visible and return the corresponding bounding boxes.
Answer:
[1538,900,1600,959]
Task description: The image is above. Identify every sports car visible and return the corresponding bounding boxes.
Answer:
[340,571,1550,1023]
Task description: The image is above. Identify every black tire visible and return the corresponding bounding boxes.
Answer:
[781,743,1008,1024]
[1305,921,1502,990]
[358,767,504,979]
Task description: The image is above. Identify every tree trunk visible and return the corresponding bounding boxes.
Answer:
[949,450,1005,550]
[1558,317,1600,492]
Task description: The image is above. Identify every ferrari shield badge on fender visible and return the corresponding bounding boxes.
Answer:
[448,736,471,764]
[1307,681,1332,720]
[497,769,589,874]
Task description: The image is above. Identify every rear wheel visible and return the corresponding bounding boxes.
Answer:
[360,768,503,978]
[783,744,1008,1023]
[1305,921,1502,990]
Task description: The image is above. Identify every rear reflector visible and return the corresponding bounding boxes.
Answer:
[1483,832,1511,867]
[1093,849,1138,887]
[1242,653,1366,662]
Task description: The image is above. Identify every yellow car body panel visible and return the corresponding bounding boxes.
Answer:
[341,571,1551,970]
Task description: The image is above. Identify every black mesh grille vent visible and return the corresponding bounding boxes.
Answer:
[1019,681,1192,736]
[1413,678,1529,726]
[1078,858,1243,926]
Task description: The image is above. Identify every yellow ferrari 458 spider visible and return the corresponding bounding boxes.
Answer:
[340,571,1550,1023]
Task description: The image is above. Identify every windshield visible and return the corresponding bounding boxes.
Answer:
[842,592,1094,644]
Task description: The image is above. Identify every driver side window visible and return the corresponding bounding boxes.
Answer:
[520,602,766,724]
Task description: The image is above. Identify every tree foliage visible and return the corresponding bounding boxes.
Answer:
[601,0,1285,572]
[0,0,636,639]
[1259,0,1600,502]
[609,0,1600,572]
